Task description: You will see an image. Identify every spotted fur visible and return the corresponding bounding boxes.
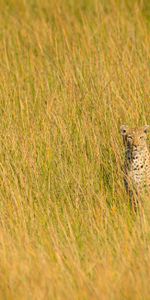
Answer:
[120,125,150,210]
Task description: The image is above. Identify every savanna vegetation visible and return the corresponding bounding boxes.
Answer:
[0,0,150,299]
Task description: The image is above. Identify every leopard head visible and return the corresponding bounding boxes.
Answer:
[120,125,150,152]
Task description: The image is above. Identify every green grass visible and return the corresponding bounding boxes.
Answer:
[0,0,150,299]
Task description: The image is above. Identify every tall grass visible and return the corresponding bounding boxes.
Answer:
[0,0,150,299]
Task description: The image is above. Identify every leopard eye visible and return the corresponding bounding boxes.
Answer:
[140,136,144,139]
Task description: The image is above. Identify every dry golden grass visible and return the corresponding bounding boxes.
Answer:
[0,0,150,299]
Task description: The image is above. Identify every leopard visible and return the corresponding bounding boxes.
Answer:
[120,125,150,211]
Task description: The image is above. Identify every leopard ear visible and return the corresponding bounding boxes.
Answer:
[120,125,128,136]
[143,125,150,134]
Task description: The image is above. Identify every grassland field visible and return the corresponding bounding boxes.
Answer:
[0,0,150,299]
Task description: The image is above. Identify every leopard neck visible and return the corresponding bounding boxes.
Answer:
[125,145,149,162]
